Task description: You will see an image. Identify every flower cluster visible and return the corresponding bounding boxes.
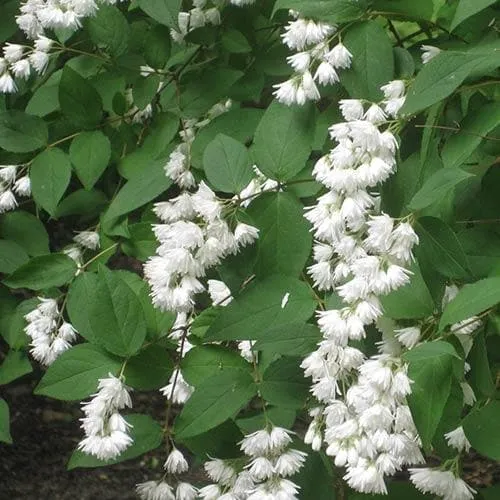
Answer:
[170,0,221,44]
[0,165,31,211]
[200,426,306,499]
[16,0,124,39]
[136,447,198,500]
[24,297,77,365]
[62,230,101,269]
[300,83,429,493]
[274,13,352,105]
[410,467,476,500]
[236,166,279,208]
[78,374,133,460]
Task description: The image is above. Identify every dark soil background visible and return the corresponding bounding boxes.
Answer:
[1,373,499,500]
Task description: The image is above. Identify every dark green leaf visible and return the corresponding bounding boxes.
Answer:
[31,148,72,216]
[203,134,253,193]
[408,168,474,211]
[416,217,471,279]
[182,345,250,386]
[254,323,320,356]
[440,277,500,329]
[249,192,312,277]
[175,370,257,439]
[70,131,111,190]
[124,345,173,390]
[252,101,315,181]
[341,21,394,101]
[450,0,498,30]
[463,401,500,461]
[3,254,77,290]
[0,350,32,385]
[0,110,48,153]
[87,5,129,56]
[0,240,29,273]
[404,341,459,449]
[261,356,309,409]
[273,0,368,23]
[137,0,181,28]
[221,29,252,53]
[59,66,103,129]
[205,275,316,341]
[87,267,147,357]
[55,189,108,218]
[144,25,171,68]
[468,332,495,398]
[0,211,49,256]
[35,343,122,400]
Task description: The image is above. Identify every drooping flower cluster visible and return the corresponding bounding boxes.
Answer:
[300,83,430,493]
[24,297,78,365]
[78,374,133,460]
[0,165,31,211]
[274,13,352,105]
[62,229,101,269]
[409,467,476,500]
[136,447,198,500]
[170,0,222,44]
[16,0,125,39]
[200,426,306,499]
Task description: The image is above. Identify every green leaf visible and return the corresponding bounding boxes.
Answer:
[442,102,500,169]
[3,254,77,290]
[69,131,111,190]
[26,71,62,117]
[408,168,474,211]
[67,414,163,468]
[35,343,122,400]
[401,43,500,115]
[191,108,263,168]
[59,66,103,129]
[440,277,500,330]
[121,223,157,262]
[104,159,172,223]
[451,0,498,30]
[133,74,161,110]
[0,110,48,152]
[252,101,315,181]
[182,345,250,386]
[3,298,37,349]
[124,345,172,390]
[248,192,312,277]
[30,148,72,216]
[340,21,394,101]
[86,267,147,357]
[137,0,182,28]
[205,275,316,341]
[253,323,320,356]
[0,240,29,273]
[87,5,129,56]
[0,211,49,256]
[381,261,435,319]
[0,398,12,444]
[371,0,434,20]
[468,332,495,398]
[55,188,108,218]
[295,450,336,500]
[463,401,500,461]
[67,272,101,343]
[0,350,32,385]
[203,134,253,193]
[237,407,297,435]
[221,29,252,53]
[416,216,471,279]
[404,341,459,449]
[175,370,256,439]
[261,356,309,409]
[273,0,368,23]
[144,25,171,68]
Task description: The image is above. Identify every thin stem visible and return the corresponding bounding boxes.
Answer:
[414,124,500,141]
[47,132,82,149]
[456,218,500,225]
[81,243,118,270]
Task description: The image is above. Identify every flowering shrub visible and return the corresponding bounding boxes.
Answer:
[0,0,499,499]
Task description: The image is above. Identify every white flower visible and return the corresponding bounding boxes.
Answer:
[384,97,406,117]
[344,460,387,494]
[198,484,222,500]
[13,175,31,196]
[314,61,338,85]
[286,51,311,72]
[364,104,387,124]
[176,482,198,500]
[273,78,299,106]
[395,326,421,349]
[160,369,194,404]
[301,70,320,100]
[234,222,259,247]
[207,279,232,306]
[274,449,307,476]
[339,99,364,120]
[4,43,24,63]
[0,72,17,93]
[74,230,100,250]
[381,80,405,99]
[29,50,50,74]
[326,42,352,69]
[204,459,236,485]
[136,480,175,500]
[444,426,471,453]
[0,165,17,183]
[246,456,275,480]
[0,189,17,212]
[410,468,475,500]
[421,45,441,64]
[34,36,53,52]
[164,448,189,474]
[238,340,254,362]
